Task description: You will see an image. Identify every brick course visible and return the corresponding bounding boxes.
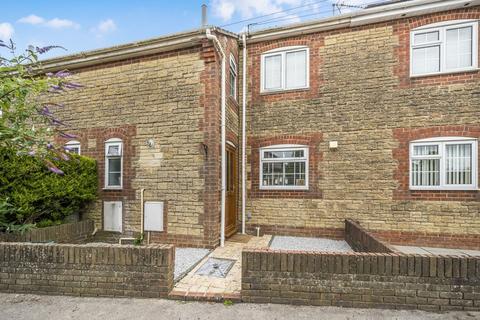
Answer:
[242,248,480,311]
[0,220,94,244]
[344,219,394,253]
[0,242,174,298]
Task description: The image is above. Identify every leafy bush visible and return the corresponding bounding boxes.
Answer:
[0,148,97,228]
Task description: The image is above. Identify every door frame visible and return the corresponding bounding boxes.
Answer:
[225,142,238,238]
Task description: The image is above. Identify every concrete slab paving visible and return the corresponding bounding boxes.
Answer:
[394,245,480,257]
[1,293,478,320]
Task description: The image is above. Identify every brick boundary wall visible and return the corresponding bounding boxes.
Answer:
[0,242,174,298]
[344,219,395,253]
[242,249,480,311]
[0,220,94,244]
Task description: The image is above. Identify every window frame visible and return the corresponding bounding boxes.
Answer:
[259,144,309,191]
[410,20,479,77]
[229,54,237,100]
[260,46,310,93]
[104,138,123,190]
[65,140,81,155]
[409,137,478,191]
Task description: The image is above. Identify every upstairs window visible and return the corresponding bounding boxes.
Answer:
[261,46,309,92]
[105,138,123,189]
[65,140,81,155]
[229,54,237,100]
[411,20,478,76]
[410,137,478,190]
[260,145,308,190]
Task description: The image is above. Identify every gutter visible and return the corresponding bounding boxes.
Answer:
[244,0,479,43]
[40,29,208,72]
[206,29,227,247]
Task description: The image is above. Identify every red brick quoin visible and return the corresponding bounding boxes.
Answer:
[393,125,480,201]
[249,133,323,199]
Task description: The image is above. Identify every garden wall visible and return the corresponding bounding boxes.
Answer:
[0,220,94,243]
[344,219,394,253]
[0,242,174,298]
[242,249,480,311]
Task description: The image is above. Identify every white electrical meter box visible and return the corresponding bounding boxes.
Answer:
[144,201,164,232]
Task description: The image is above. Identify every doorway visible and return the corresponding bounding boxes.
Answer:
[225,143,238,237]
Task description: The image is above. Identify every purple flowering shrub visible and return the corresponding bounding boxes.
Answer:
[0,40,81,174]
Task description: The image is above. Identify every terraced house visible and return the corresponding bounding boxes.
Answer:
[44,0,480,249]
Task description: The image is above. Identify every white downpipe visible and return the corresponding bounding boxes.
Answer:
[206,29,226,247]
[241,33,247,234]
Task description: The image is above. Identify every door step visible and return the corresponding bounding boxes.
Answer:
[168,290,241,303]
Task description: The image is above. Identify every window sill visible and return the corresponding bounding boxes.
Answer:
[260,87,310,96]
[409,187,478,191]
[103,187,123,191]
[410,67,480,79]
[259,187,309,191]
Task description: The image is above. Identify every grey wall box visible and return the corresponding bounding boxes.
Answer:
[144,201,164,232]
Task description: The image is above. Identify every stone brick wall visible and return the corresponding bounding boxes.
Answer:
[244,7,480,243]
[344,219,394,253]
[242,248,480,311]
[53,29,239,248]
[0,242,174,298]
[0,220,94,244]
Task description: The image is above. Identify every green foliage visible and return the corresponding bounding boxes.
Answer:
[223,300,234,306]
[0,40,81,174]
[0,148,97,228]
[133,233,144,246]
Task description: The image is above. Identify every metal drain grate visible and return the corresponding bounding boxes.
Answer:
[195,257,235,278]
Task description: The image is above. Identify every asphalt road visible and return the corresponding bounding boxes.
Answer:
[1,293,479,320]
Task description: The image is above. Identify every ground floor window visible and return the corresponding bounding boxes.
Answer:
[260,145,308,190]
[410,137,478,190]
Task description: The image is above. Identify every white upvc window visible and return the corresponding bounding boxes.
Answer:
[410,20,479,77]
[409,137,478,190]
[260,145,309,190]
[229,54,237,100]
[65,140,81,155]
[261,46,309,93]
[105,138,123,189]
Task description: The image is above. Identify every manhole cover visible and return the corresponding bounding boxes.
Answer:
[195,257,235,278]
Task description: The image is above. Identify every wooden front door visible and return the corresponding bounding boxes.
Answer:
[225,144,238,237]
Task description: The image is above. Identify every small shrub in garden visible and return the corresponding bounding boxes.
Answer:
[0,148,97,229]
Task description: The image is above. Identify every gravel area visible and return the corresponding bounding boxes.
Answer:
[175,248,210,281]
[270,236,353,253]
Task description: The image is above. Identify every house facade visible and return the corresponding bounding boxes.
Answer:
[45,0,480,248]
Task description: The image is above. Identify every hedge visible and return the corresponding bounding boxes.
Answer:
[0,148,97,226]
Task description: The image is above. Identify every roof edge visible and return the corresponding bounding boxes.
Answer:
[40,27,235,72]
[244,0,479,43]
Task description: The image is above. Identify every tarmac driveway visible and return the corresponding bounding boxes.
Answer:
[1,293,478,320]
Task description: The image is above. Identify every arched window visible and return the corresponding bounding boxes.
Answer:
[260,144,309,190]
[105,138,123,189]
[65,140,81,155]
[261,46,309,92]
[410,20,478,76]
[410,137,478,190]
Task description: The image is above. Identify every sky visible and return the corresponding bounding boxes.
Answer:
[0,0,384,58]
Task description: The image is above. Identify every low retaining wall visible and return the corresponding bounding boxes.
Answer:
[0,242,174,298]
[345,219,394,253]
[0,220,94,243]
[242,249,480,311]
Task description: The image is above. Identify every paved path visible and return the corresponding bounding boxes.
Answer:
[172,234,271,298]
[394,245,480,257]
[1,293,479,320]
